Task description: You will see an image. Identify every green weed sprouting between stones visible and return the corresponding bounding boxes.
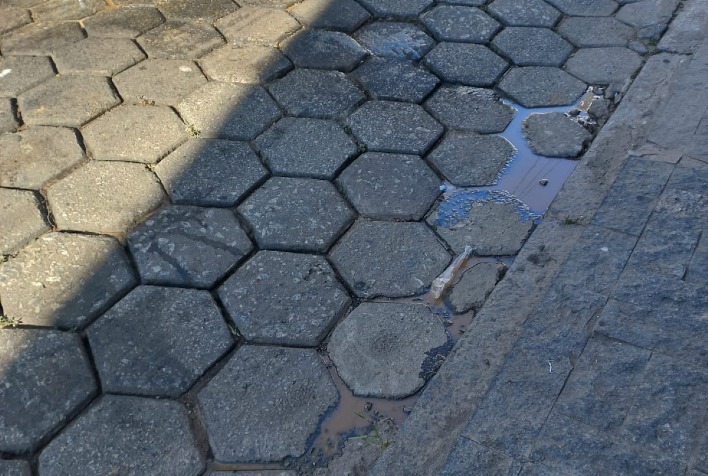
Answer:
[186,124,201,137]
[347,413,394,449]
[562,216,581,225]
[0,314,22,328]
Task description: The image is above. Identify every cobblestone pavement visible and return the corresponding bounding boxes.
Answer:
[0,0,705,474]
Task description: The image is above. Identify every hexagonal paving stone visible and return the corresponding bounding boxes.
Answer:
[424,43,508,86]
[522,112,592,158]
[329,221,451,298]
[558,16,635,47]
[425,86,516,133]
[0,99,18,133]
[0,22,85,55]
[0,232,136,329]
[30,0,105,21]
[0,56,55,97]
[351,57,439,103]
[138,20,224,59]
[288,0,370,32]
[178,82,281,140]
[47,161,166,234]
[0,188,48,256]
[422,6,501,43]
[0,329,97,454]
[38,396,203,475]
[0,127,84,189]
[255,117,357,179]
[328,302,448,398]
[282,29,366,72]
[128,206,253,288]
[428,132,517,187]
[215,6,300,46]
[337,152,440,220]
[565,47,643,85]
[199,45,292,84]
[492,27,573,67]
[616,0,676,40]
[448,262,505,312]
[88,286,233,396]
[355,22,435,61]
[357,0,433,18]
[53,37,146,75]
[269,69,365,119]
[18,76,120,128]
[83,5,165,38]
[348,101,443,154]
[0,7,31,34]
[487,0,561,27]
[238,177,355,252]
[113,59,207,106]
[156,0,238,19]
[218,251,351,346]
[155,139,268,206]
[545,0,618,16]
[498,66,587,107]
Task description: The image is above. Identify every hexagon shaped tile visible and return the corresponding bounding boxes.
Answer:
[52,37,146,75]
[487,0,561,27]
[545,0,618,16]
[0,56,55,97]
[357,0,433,18]
[83,6,165,38]
[114,59,208,106]
[498,66,587,107]
[565,47,643,85]
[138,20,224,59]
[0,188,49,255]
[425,85,516,133]
[424,42,508,86]
[199,45,292,84]
[0,21,85,55]
[355,22,435,61]
[422,6,501,43]
[288,0,370,32]
[282,29,366,72]
[351,57,439,103]
[214,6,300,46]
[491,27,573,67]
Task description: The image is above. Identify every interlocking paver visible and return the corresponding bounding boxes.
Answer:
[215,6,300,46]
[351,57,439,103]
[0,56,54,97]
[52,37,145,75]
[128,206,253,288]
[218,251,351,346]
[0,7,31,34]
[0,329,97,454]
[424,42,508,86]
[88,286,233,396]
[558,16,635,47]
[0,21,85,55]
[422,6,501,43]
[545,0,618,16]
[356,0,433,18]
[156,0,238,19]
[492,27,573,67]
[425,85,516,133]
[448,263,505,313]
[616,0,679,39]
[288,0,369,32]
[0,99,17,133]
[113,59,206,106]
[138,20,224,59]
[522,112,592,158]
[199,45,292,84]
[487,0,561,27]
[0,188,48,256]
[30,0,105,21]
[282,29,366,72]
[565,47,643,85]
[355,22,435,61]
[498,66,587,107]
[83,5,165,38]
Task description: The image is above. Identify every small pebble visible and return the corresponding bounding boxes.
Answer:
[364,401,373,411]
[403,405,413,413]
[539,178,549,186]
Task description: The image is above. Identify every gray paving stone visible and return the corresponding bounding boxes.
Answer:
[83,5,165,38]
[0,232,136,329]
[88,285,233,396]
[288,0,369,32]
[0,0,44,6]
[238,177,355,252]
[428,132,516,186]
[113,59,207,106]
[282,29,366,72]
[616,0,679,39]
[0,56,55,97]
[218,251,351,346]
[328,302,448,398]
[565,47,643,85]
[498,66,587,107]
[422,6,500,43]
[348,100,443,154]
[0,460,30,476]
[156,0,238,19]
[155,139,268,206]
[0,7,31,34]
[38,395,204,475]
[47,161,166,234]
[448,262,505,312]
[178,82,281,140]
[658,0,708,53]
[255,117,357,179]
[686,227,707,287]
[356,0,433,18]
[0,99,17,133]
[30,0,105,21]
[197,346,337,462]
[53,37,145,75]
[0,188,48,256]
[425,86,516,133]
[138,20,224,59]
[329,220,451,298]
[337,152,440,220]
[199,45,292,84]
[237,0,298,7]
[558,16,635,47]
[0,329,97,454]
[215,6,300,47]
[487,0,561,27]
[440,437,522,475]
[18,75,120,128]
[269,69,365,119]
[351,57,439,103]
[545,0,618,16]
[522,112,592,158]
[492,27,573,67]
[437,0,485,4]
[355,22,435,61]
[0,21,85,55]
[424,42,508,86]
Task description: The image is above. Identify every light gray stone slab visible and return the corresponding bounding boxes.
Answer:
[487,0,561,27]
[422,6,500,43]
[351,57,439,103]
[0,56,55,97]
[53,37,145,75]
[83,5,165,38]
[288,0,369,32]
[448,262,505,313]
[0,22,85,55]
[522,112,592,158]
[0,188,48,255]
[355,22,435,61]
[425,86,516,133]
[114,59,207,106]
[565,47,643,85]
[199,45,292,84]
[30,0,105,21]
[0,99,17,133]
[0,7,31,34]
[137,20,224,59]
[424,42,508,86]
[492,27,573,67]
[558,16,635,47]
[282,29,366,72]
[214,6,300,47]
[498,66,587,107]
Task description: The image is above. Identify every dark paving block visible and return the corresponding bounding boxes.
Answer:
[138,20,224,59]
[487,0,561,27]
[666,165,708,196]
[114,59,207,106]
[0,329,97,453]
[0,56,55,97]
[128,206,253,288]
[0,232,136,329]
[38,395,203,475]
[214,6,300,46]
[492,27,573,67]
[282,29,366,72]
[356,0,433,18]
[0,188,48,255]
[337,152,440,220]
[558,16,635,47]
[545,0,618,16]
[448,262,505,312]
[351,57,439,103]
[53,37,145,75]
[288,0,369,32]
[0,7,31,34]
[498,66,586,107]
[425,85,516,133]
[355,22,435,61]
[348,100,443,154]
[88,286,233,396]
[422,6,500,43]
[0,460,31,475]
[424,43,508,86]
[30,0,105,21]
[0,99,18,133]
[329,220,451,298]
[156,0,238,19]
[238,177,355,252]
[83,5,165,38]
[0,21,85,55]
[440,437,522,475]
[218,251,351,346]
[613,267,708,310]
[565,47,643,85]
[255,117,357,179]
[197,346,337,462]
[199,45,292,84]
[616,0,679,39]
[522,112,592,158]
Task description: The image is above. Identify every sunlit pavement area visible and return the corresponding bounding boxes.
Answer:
[0,0,707,474]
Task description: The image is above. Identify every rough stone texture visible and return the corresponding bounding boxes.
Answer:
[88,286,233,396]
[545,0,618,16]
[199,45,292,84]
[52,37,145,75]
[0,99,17,133]
[522,112,592,158]
[288,0,369,32]
[38,395,204,475]
[565,47,643,85]
[440,437,523,475]
[448,263,505,313]
[487,0,561,27]
[348,101,443,154]
[238,177,355,252]
[558,16,635,47]
[497,66,587,107]
[0,7,31,34]
[0,460,31,475]
[269,69,365,119]
[255,117,357,179]
[156,0,238,19]
[658,0,708,53]
[137,20,224,59]
[178,82,281,140]
[30,0,105,21]
[425,86,516,133]
[0,56,55,97]
[155,139,268,206]
[18,76,120,127]
[0,22,85,55]
[218,251,351,346]
[237,0,298,7]
[424,42,508,86]
[616,0,679,39]
[337,152,441,220]
[428,132,516,186]
[355,22,435,61]
[47,161,166,234]
[328,302,448,398]
[329,220,451,298]
[197,346,337,462]
[492,27,573,67]
[422,6,501,43]
[282,29,366,72]
[351,57,439,103]
[83,6,165,38]
[114,59,207,106]
[214,6,300,46]
[0,188,48,255]
[356,0,433,18]
[0,329,97,453]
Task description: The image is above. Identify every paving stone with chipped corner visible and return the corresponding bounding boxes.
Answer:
[0,7,31,34]
[497,66,587,107]
[83,6,165,38]
[0,21,85,55]
[138,20,224,59]
[424,43,508,86]
[113,59,207,106]
[422,6,501,43]
[52,37,146,76]
[156,0,238,20]
[522,112,592,158]
[351,57,439,103]
[282,29,366,72]
[615,0,679,39]
[199,45,292,84]
[288,0,369,32]
[355,22,435,61]
[0,189,49,256]
[448,263,505,313]
[356,0,434,18]
[492,27,573,67]
[30,0,105,21]
[425,86,516,133]
[214,6,300,47]
[487,0,561,27]
[565,47,643,85]
[558,16,635,47]
[0,99,18,133]
[545,0,618,16]
[0,56,55,97]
